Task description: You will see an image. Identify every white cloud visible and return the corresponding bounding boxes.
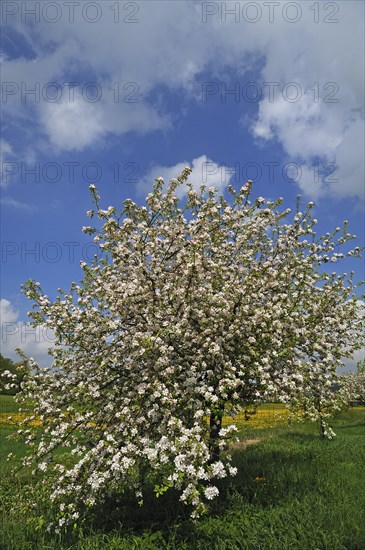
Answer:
[251,90,364,200]
[0,139,15,188]
[248,4,364,200]
[39,93,106,151]
[137,155,234,197]
[252,94,344,159]
[0,197,33,211]
[1,299,18,323]
[1,1,364,198]
[329,117,365,200]
[291,164,324,201]
[0,139,13,161]
[0,298,55,368]
[38,88,169,152]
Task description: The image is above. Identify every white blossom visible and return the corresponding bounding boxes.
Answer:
[204,486,219,500]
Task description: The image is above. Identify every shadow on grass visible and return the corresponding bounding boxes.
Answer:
[334,420,365,430]
[86,433,325,540]
[88,480,196,538]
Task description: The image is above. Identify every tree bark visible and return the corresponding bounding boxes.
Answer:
[209,404,224,462]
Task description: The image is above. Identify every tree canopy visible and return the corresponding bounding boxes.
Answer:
[12,167,364,529]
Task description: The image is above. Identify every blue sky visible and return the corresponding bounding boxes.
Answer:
[1,0,364,368]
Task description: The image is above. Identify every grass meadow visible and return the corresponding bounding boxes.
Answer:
[0,395,364,549]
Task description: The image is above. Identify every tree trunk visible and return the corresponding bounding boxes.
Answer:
[209,404,224,462]
[317,397,326,437]
[319,413,326,437]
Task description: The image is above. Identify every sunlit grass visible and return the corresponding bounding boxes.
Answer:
[1,393,364,550]
[1,395,364,433]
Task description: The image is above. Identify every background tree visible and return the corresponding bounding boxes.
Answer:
[14,168,364,529]
[356,358,365,374]
[340,362,365,406]
[0,353,28,395]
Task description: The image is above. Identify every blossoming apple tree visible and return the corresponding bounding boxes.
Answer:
[14,166,364,528]
[340,360,365,406]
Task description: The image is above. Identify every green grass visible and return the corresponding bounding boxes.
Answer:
[0,394,21,414]
[1,395,364,549]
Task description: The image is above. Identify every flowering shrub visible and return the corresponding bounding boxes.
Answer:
[340,370,365,406]
[13,167,364,530]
